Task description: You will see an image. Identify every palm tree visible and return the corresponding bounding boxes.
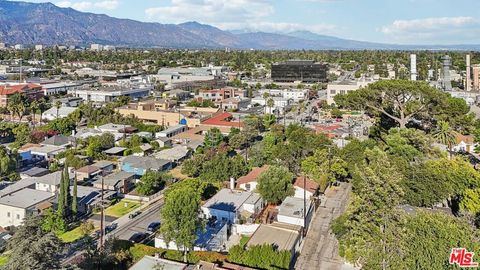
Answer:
[54,100,62,119]
[433,121,457,160]
[30,100,39,126]
[262,92,270,114]
[266,98,274,114]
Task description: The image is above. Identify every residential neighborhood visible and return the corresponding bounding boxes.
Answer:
[0,2,479,269]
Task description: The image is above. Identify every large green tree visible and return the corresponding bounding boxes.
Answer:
[257,165,294,204]
[136,170,169,196]
[160,184,202,262]
[301,148,348,191]
[334,80,443,128]
[3,215,63,270]
[333,148,404,269]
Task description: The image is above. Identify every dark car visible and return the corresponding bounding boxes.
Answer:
[147,221,161,233]
[105,223,118,234]
[129,211,141,219]
[129,232,147,243]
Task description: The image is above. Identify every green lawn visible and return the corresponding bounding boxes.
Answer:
[59,226,85,243]
[0,255,9,266]
[105,199,142,217]
[239,235,251,248]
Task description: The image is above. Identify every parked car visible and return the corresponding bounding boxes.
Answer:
[147,221,161,233]
[129,211,141,219]
[129,232,147,243]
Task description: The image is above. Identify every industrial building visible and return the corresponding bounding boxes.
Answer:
[271,60,327,83]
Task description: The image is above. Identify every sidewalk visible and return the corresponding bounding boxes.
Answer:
[295,182,352,270]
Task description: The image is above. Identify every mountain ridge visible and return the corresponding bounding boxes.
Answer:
[0,0,479,50]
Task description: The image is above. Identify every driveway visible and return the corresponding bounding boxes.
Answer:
[295,182,353,270]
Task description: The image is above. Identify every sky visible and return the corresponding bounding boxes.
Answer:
[22,0,480,45]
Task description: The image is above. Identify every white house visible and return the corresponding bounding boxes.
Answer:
[236,165,269,192]
[452,134,476,153]
[293,176,319,200]
[277,196,314,230]
[201,189,264,224]
[282,89,308,101]
[155,220,228,252]
[33,171,75,193]
[0,188,54,227]
[41,106,77,121]
[29,145,64,160]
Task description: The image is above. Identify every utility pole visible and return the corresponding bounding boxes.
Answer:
[99,176,105,248]
[303,174,307,237]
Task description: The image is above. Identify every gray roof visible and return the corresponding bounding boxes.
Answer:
[0,188,54,209]
[153,145,190,161]
[93,160,114,169]
[41,135,74,147]
[0,178,36,197]
[97,123,132,132]
[129,256,187,270]
[202,189,254,212]
[96,171,134,187]
[122,156,170,170]
[104,147,127,155]
[34,171,74,186]
[20,167,49,177]
[278,196,312,219]
[29,145,64,155]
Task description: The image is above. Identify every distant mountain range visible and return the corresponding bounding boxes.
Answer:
[0,0,479,50]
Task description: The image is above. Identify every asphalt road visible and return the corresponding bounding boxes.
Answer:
[109,198,164,241]
[295,182,354,270]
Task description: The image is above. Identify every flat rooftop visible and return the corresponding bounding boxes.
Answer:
[202,189,253,212]
[278,196,312,219]
[247,222,302,251]
[129,256,187,270]
[0,188,54,209]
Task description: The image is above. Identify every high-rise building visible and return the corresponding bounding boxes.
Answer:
[466,54,472,91]
[271,60,327,83]
[441,55,452,91]
[473,65,480,91]
[90,44,103,51]
[410,54,417,81]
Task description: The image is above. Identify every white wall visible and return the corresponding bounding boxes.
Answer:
[294,187,314,200]
[201,207,237,224]
[232,224,259,235]
[0,204,26,227]
[239,182,257,192]
[35,183,58,193]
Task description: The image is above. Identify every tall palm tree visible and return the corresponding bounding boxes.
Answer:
[433,121,457,160]
[262,92,270,114]
[30,100,39,126]
[266,98,274,114]
[54,100,62,119]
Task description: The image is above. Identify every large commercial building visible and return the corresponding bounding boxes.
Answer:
[68,84,152,103]
[326,79,374,105]
[117,101,218,128]
[271,60,327,83]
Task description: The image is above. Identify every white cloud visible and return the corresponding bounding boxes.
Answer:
[381,16,480,43]
[145,0,274,24]
[145,0,336,35]
[56,0,119,11]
